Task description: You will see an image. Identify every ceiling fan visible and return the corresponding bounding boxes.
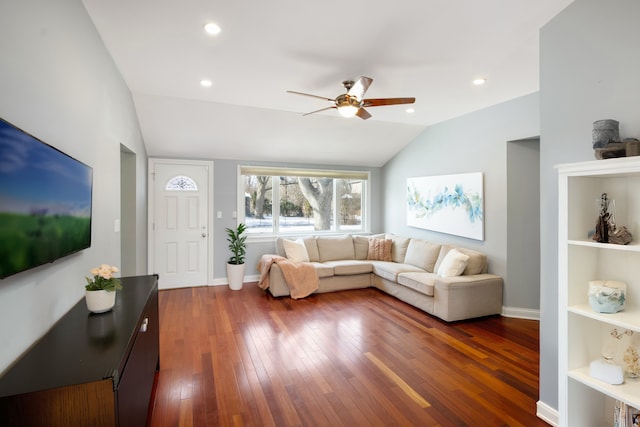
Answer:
[287,76,415,120]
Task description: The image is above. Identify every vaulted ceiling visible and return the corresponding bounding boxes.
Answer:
[81,0,573,167]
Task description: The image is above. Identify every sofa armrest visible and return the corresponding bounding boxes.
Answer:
[433,274,503,322]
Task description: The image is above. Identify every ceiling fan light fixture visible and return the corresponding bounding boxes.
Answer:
[204,22,221,35]
[338,105,359,118]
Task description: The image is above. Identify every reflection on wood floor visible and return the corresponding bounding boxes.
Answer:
[149,283,549,427]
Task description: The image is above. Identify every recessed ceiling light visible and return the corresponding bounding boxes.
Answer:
[473,78,487,86]
[200,79,212,87]
[204,22,221,35]
[406,108,415,114]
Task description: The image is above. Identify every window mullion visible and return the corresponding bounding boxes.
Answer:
[272,176,280,234]
[333,179,338,232]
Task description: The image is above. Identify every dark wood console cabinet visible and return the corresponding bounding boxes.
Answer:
[0,275,159,426]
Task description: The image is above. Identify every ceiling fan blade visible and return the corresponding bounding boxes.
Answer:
[287,90,334,102]
[363,97,416,107]
[347,76,373,100]
[355,108,371,120]
[302,106,337,116]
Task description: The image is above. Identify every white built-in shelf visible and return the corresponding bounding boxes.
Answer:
[568,304,640,332]
[568,239,640,252]
[558,157,640,426]
[569,367,640,410]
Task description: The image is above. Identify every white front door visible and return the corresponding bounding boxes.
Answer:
[149,159,212,289]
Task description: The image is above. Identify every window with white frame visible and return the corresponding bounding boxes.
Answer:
[238,166,369,235]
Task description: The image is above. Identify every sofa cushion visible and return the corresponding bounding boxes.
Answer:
[316,235,355,262]
[397,272,436,296]
[434,245,487,275]
[370,261,425,282]
[276,237,320,262]
[385,234,411,263]
[302,237,320,262]
[436,249,469,277]
[281,238,310,262]
[404,239,441,272]
[353,236,370,260]
[323,260,373,275]
[310,262,335,278]
[367,238,393,261]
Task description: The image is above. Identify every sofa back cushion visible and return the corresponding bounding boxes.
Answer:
[404,239,441,272]
[353,236,370,260]
[434,244,487,275]
[316,235,355,262]
[385,234,411,264]
[276,237,320,262]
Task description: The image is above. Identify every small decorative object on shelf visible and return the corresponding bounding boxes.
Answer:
[592,193,632,245]
[592,119,620,149]
[592,119,640,159]
[591,328,631,385]
[593,193,615,243]
[630,406,640,426]
[85,264,122,313]
[588,280,627,313]
[617,401,640,427]
[589,358,624,385]
[624,345,640,379]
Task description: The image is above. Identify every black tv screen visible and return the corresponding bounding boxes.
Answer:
[0,117,93,279]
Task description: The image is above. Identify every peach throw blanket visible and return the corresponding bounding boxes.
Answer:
[257,255,319,299]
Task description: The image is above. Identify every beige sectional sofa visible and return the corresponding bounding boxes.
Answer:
[264,234,503,322]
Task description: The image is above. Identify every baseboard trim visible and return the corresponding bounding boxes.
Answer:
[245,274,260,282]
[211,274,260,287]
[536,400,558,426]
[502,306,540,320]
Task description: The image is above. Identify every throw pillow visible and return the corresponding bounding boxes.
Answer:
[367,238,393,261]
[436,249,470,277]
[282,238,310,263]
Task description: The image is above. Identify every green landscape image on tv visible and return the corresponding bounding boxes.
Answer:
[0,117,92,279]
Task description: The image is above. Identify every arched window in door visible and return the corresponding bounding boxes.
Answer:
[165,175,198,191]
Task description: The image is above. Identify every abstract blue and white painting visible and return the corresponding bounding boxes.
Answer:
[407,172,484,240]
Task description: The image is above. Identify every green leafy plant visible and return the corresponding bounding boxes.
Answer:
[85,264,122,292]
[225,223,247,265]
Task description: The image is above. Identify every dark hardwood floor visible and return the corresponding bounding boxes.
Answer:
[149,283,549,427]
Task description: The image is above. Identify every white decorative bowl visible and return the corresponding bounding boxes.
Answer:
[588,280,626,313]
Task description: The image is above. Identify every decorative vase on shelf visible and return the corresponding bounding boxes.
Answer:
[85,290,117,313]
[588,280,626,313]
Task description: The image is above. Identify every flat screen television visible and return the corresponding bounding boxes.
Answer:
[0,117,93,279]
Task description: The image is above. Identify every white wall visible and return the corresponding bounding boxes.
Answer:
[0,0,147,373]
[539,0,640,413]
[382,93,540,310]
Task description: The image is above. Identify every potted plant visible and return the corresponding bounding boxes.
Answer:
[85,264,122,313]
[225,223,247,290]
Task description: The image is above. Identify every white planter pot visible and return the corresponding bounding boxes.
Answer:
[85,290,116,313]
[226,263,245,290]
